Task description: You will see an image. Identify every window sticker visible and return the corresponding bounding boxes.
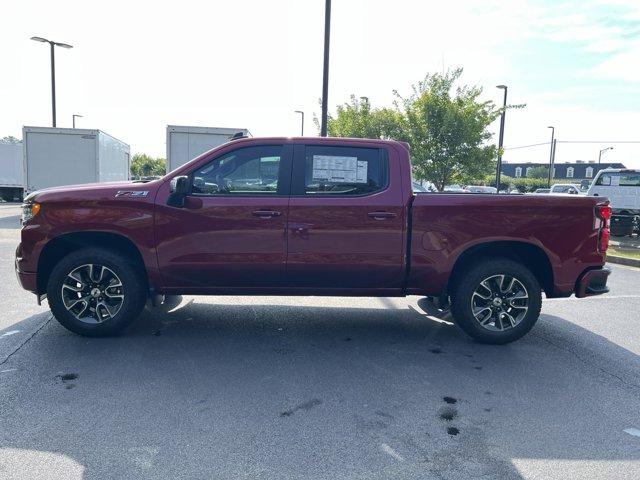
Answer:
[312,155,368,184]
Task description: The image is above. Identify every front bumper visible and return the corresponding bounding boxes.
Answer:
[575,267,610,298]
[15,243,38,294]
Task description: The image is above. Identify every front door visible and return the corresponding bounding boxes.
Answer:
[155,144,292,290]
[286,143,406,290]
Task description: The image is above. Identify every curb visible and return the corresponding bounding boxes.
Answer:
[607,255,640,268]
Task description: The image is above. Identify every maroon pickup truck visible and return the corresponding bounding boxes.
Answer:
[16,137,611,344]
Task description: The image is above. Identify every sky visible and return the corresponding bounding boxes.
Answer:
[2,0,640,168]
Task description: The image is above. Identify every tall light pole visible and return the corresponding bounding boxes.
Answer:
[30,36,73,128]
[598,146,613,164]
[495,85,508,192]
[72,114,83,129]
[320,0,331,137]
[547,126,555,187]
[294,110,304,136]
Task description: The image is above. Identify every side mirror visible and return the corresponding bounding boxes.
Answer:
[168,175,189,207]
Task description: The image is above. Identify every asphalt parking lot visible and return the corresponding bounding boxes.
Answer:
[1,203,639,479]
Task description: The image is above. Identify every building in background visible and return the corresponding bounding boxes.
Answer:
[501,161,626,182]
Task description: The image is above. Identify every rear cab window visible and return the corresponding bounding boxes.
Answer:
[293,145,389,196]
[595,171,640,187]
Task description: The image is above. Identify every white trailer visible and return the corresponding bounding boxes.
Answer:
[0,142,24,201]
[23,127,130,194]
[166,125,248,172]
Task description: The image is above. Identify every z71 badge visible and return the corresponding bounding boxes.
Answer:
[115,190,149,198]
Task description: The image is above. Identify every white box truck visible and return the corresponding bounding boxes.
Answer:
[0,142,24,201]
[166,125,248,172]
[23,127,130,194]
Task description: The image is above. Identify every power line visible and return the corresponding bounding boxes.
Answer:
[504,142,550,150]
[505,140,640,150]
[557,140,640,144]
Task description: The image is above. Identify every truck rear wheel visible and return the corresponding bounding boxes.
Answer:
[450,259,542,344]
[47,247,147,337]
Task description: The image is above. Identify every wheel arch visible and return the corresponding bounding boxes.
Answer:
[447,240,554,298]
[37,231,148,294]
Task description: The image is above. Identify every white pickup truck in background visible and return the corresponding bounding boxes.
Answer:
[588,168,640,237]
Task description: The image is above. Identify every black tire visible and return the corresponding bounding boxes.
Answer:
[47,247,147,337]
[450,258,542,344]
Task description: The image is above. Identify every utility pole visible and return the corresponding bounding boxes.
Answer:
[547,126,555,187]
[550,139,557,182]
[294,110,304,136]
[495,85,508,192]
[320,0,331,137]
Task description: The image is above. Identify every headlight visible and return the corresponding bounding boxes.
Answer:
[21,202,41,224]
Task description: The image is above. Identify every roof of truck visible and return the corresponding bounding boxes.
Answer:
[229,136,407,148]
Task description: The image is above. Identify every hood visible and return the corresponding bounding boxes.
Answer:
[25,180,162,203]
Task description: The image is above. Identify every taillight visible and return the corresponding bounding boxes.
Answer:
[595,203,611,253]
[596,204,611,222]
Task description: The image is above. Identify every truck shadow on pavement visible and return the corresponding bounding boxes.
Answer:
[0,300,639,479]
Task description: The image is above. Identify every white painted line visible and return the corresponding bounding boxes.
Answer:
[380,443,405,462]
[624,428,640,438]
[0,330,19,338]
[545,295,640,302]
[1,368,17,373]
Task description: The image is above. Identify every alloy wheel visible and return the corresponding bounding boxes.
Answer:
[61,264,124,323]
[470,274,529,331]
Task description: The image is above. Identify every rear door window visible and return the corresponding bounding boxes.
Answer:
[295,146,388,196]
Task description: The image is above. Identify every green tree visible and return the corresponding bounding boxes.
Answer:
[130,154,166,177]
[0,136,21,144]
[396,69,504,190]
[527,166,549,179]
[324,96,406,140]
[324,69,521,190]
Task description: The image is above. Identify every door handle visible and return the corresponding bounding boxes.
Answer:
[367,211,397,220]
[252,210,281,218]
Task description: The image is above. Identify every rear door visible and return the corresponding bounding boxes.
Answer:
[286,143,406,290]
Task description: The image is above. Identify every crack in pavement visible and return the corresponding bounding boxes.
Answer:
[532,331,640,391]
[0,314,53,366]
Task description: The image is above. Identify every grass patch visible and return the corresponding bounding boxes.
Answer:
[608,246,640,260]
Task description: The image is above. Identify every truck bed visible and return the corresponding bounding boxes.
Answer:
[408,193,606,297]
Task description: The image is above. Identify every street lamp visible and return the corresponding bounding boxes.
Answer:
[72,114,83,129]
[31,36,73,128]
[547,126,555,187]
[495,85,508,192]
[320,0,332,137]
[294,110,304,136]
[598,146,613,164]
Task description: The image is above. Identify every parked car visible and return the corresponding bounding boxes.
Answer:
[16,137,611,344]
[588,168,640,236]
[535,188,550,194]
[466,186,497,194]
[550,183,582,195]
[412,182,436,193]
[443,185,470,193]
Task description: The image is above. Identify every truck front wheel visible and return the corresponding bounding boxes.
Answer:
[450,259,542,344]
[47,248,147,337]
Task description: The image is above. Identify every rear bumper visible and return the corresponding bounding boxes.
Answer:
[575,267,610,298]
